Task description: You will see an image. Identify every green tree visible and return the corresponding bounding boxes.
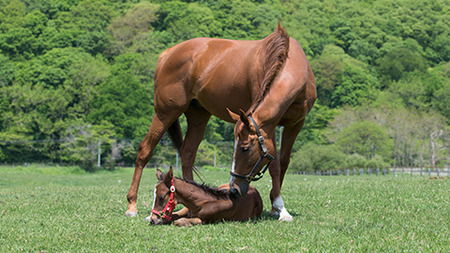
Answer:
[336,121,392,160]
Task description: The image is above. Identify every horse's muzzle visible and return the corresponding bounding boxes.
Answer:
[229,176,250,198]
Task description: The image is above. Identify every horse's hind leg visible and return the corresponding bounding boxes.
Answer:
[125,113,179,217]
[179,106,211,180]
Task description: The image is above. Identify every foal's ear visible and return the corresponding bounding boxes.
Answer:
[167,166,174,180]
[163,166,174,186]
[156,168,164,181]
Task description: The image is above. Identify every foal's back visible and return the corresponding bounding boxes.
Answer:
[216,184,263,221]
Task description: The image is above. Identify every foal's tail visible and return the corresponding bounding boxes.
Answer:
[167,120,204,182]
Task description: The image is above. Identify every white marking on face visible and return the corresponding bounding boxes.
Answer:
[149,187,157,219]
[231,137,239,173]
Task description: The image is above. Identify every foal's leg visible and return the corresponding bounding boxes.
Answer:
[173,218,203,227]
[172,207,190,220]
[125,113,180,217]
[179,107,211,180]
[270,121,305,221]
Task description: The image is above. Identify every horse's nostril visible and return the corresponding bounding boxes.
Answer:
[229,187,241,198]
[149,219,155,225]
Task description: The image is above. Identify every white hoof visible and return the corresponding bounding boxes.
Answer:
[144,215,152,222]
[278,214,294,222]
[278,207,294,222]
[125,211,138,217]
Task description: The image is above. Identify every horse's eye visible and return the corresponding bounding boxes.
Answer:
[241,146,249,152]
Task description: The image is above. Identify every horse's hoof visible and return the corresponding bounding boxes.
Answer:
[144,215,151,222]
[278,208,293,222]
[278,215,294,222]
[125,211,138,217]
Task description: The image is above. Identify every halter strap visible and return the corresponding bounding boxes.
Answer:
[151,179,176,220]
[230,116,274,183]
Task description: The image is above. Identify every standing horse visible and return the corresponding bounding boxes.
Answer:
[148,167,263,226]
[125,23,316,221]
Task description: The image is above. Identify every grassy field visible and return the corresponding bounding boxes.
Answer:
[0,165,448,252]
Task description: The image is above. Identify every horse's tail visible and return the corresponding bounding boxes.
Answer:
[167,120,205,182]
[250,22,290,113]
[168,119,183,152]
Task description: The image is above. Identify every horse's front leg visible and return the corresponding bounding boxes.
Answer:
[173,218,203,227]
[268,154,292,222]
[270,121,306,221]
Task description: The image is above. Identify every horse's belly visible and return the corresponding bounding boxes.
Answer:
[195,81,254,123]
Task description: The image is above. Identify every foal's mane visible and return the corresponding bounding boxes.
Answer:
[177,177,230,199]
[249,23,290,113]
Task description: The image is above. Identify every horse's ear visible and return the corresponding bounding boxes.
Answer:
[156,168,164,181]
[239,109,250,128]
[227,108,239,123]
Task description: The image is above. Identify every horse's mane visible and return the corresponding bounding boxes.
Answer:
[249,23,290,113]
[176,177,230,199]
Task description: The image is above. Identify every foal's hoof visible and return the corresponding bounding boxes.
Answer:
[125,211,138,217]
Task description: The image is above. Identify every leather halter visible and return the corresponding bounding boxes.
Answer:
[151,179,176,221]
[230,116,275,183]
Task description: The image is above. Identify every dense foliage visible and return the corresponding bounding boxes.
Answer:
[0,0,448,171]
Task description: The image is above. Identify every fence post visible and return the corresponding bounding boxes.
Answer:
[376,167,379,176]
[437,168,440,177]
[97,139,101,167]
[420,167,422,177]
[353,168,357,175]
[383,167,387,176]
[393,168,396,177]
[401,167,404,176]
[428,167,431,176]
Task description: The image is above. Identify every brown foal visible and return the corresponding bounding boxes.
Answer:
[148,167,263,226]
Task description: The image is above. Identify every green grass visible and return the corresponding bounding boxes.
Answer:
[1,165,448,252]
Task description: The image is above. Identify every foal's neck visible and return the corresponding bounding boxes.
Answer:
[174,178,227,211]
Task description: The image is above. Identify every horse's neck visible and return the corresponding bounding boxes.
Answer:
[174,179,219,211]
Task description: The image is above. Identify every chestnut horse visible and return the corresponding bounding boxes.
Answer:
[125,23,316,221]
[148,167,263,226]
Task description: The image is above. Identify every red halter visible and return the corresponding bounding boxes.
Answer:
[151,179,176,221]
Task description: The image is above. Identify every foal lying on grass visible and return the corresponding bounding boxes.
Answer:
[148,167,263,226]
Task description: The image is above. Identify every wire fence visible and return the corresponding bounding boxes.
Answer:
[292,167,450,177]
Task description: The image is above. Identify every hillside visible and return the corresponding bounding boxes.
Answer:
[0,0,448,170]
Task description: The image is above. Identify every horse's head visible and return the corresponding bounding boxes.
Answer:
[227,109,275,198]
[149,167,176,225]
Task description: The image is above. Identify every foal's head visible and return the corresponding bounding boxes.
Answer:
[227,109,275,198]
[149,167,176,225]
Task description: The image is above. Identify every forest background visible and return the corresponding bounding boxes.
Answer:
[0,0,448,172]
